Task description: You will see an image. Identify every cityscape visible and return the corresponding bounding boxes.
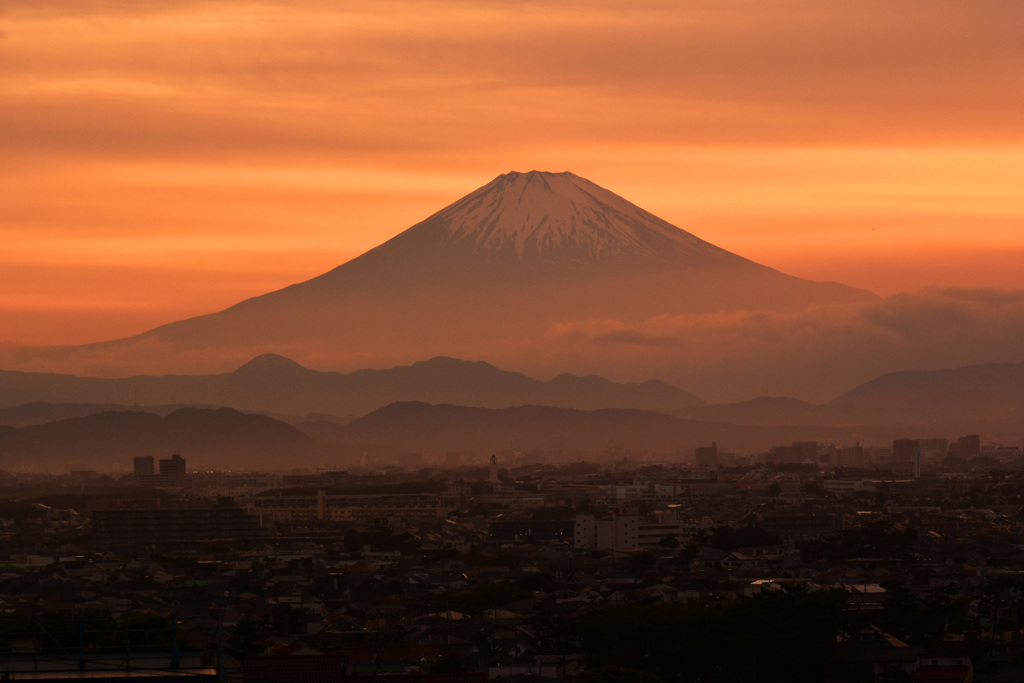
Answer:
[4,433,1024,681]
[4,2,1024,683]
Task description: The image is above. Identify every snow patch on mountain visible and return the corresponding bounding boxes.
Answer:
[418,170,743,267]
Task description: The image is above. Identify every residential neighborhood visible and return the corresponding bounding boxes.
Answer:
[3,437,1024,682]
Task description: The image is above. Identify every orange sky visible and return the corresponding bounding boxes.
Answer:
[3,1,1024,347]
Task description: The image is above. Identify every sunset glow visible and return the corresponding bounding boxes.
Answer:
[3,1,1024,346]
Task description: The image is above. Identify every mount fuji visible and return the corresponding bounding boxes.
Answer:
[9,171,879,395]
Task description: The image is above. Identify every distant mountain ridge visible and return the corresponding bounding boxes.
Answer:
[0,401,854,472]
[322,401,915,459]
[0,407,316,472]
[679,361,1024,440]
[343,401,728,454]
[4,358,1024,473]
[0,354,704,421]
[6,171,878,393]
[4,356,1024,442]
[826,361,1024,426]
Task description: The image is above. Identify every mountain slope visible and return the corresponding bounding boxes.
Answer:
[827,361,1024,426]
[345,170,751,270]
[338,401,871,457]
[11,171,877,385]
[672,361,1024,442]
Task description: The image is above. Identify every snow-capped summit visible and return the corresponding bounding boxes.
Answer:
[17,170,879,385]
[362,170,747,270]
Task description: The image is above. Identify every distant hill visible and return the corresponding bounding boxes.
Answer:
[337,401,854,457]
[0,401,778,472]
[0,355,703,422]
[681,397,824,427]
[0,401,209,428]
[826,361,1024,428]
[8,390,1016,474]
[677,361,1024,442]
[0,402,122,428]
[5,356,1024,465]
[294,397,1022,464]
[0,407,317,473]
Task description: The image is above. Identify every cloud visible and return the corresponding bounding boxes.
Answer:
[3,286,1024,405]
[595,330,679,347]
[2,0,1023,351]
[543,289,1024,401]
[4,0,1024,162]
[862,288,1024,344]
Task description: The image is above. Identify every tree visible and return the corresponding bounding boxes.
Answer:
[572,590,848,682]
[657,534,679,549]
[270,604,308,635]
[94,613,181,651]
[430,651,467,674]
[228,616,268,657]
[720,589,847,681]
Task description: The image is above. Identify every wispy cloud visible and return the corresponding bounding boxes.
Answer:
[546,289,1024,401]
[2,1,1024,345]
